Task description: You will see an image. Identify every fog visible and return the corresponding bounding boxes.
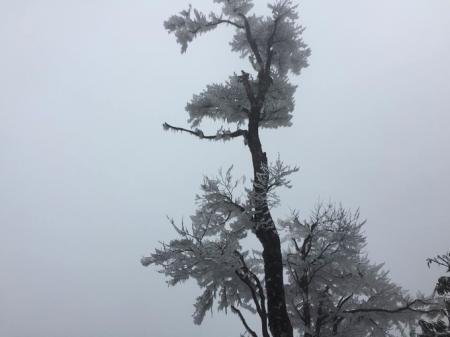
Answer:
[1,1,449,336]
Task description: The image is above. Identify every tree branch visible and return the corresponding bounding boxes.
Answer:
[343,299,441,315]
[238,13,263,67]
[231,305,259,337]
[188,18,244,35]
[265,15,281,73]
[234,251,270,337]
[214,18,245,30]
[337,293,353,311]
[235,267,264,320]
[427,252,450,271]
[163,122,247,141]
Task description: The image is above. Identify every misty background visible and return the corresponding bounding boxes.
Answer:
[1,1,449,336]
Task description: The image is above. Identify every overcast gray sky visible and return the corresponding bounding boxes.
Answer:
[1,1,449,337]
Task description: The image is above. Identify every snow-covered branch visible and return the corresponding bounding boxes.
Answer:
[246,156,298,218]
[266,156,299,191]
[164,4,245,53]
[142,168,262,324]
[165,0,309,135]
[185,74,296,129]
[163,122,248,142]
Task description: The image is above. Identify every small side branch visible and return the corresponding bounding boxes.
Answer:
[163,122,247,141]
[187,18,244,35]
[337,293,353,311]
[231,305,259,337]
[427,252,450,271]
[207,18,244,30]
[343,299,441,315]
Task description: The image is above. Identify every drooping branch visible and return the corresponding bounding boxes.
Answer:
[163,122,248,142]
[231,305,259,337]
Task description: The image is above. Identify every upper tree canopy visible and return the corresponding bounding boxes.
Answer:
[164,0,310,130]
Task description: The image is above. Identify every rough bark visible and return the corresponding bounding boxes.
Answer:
[245,70,294,337]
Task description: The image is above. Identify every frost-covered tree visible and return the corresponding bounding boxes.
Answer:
[150,2,310,337]
[281,204,440,337]
[414,253,450,337]
[142,1,438,337]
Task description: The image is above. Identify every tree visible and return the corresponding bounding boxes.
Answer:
[142,1,438,336]
[414,253,450,337]
[149,2,310,337]
[281,204,438,337]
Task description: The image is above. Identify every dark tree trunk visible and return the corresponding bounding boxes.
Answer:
[247,101,294,337]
